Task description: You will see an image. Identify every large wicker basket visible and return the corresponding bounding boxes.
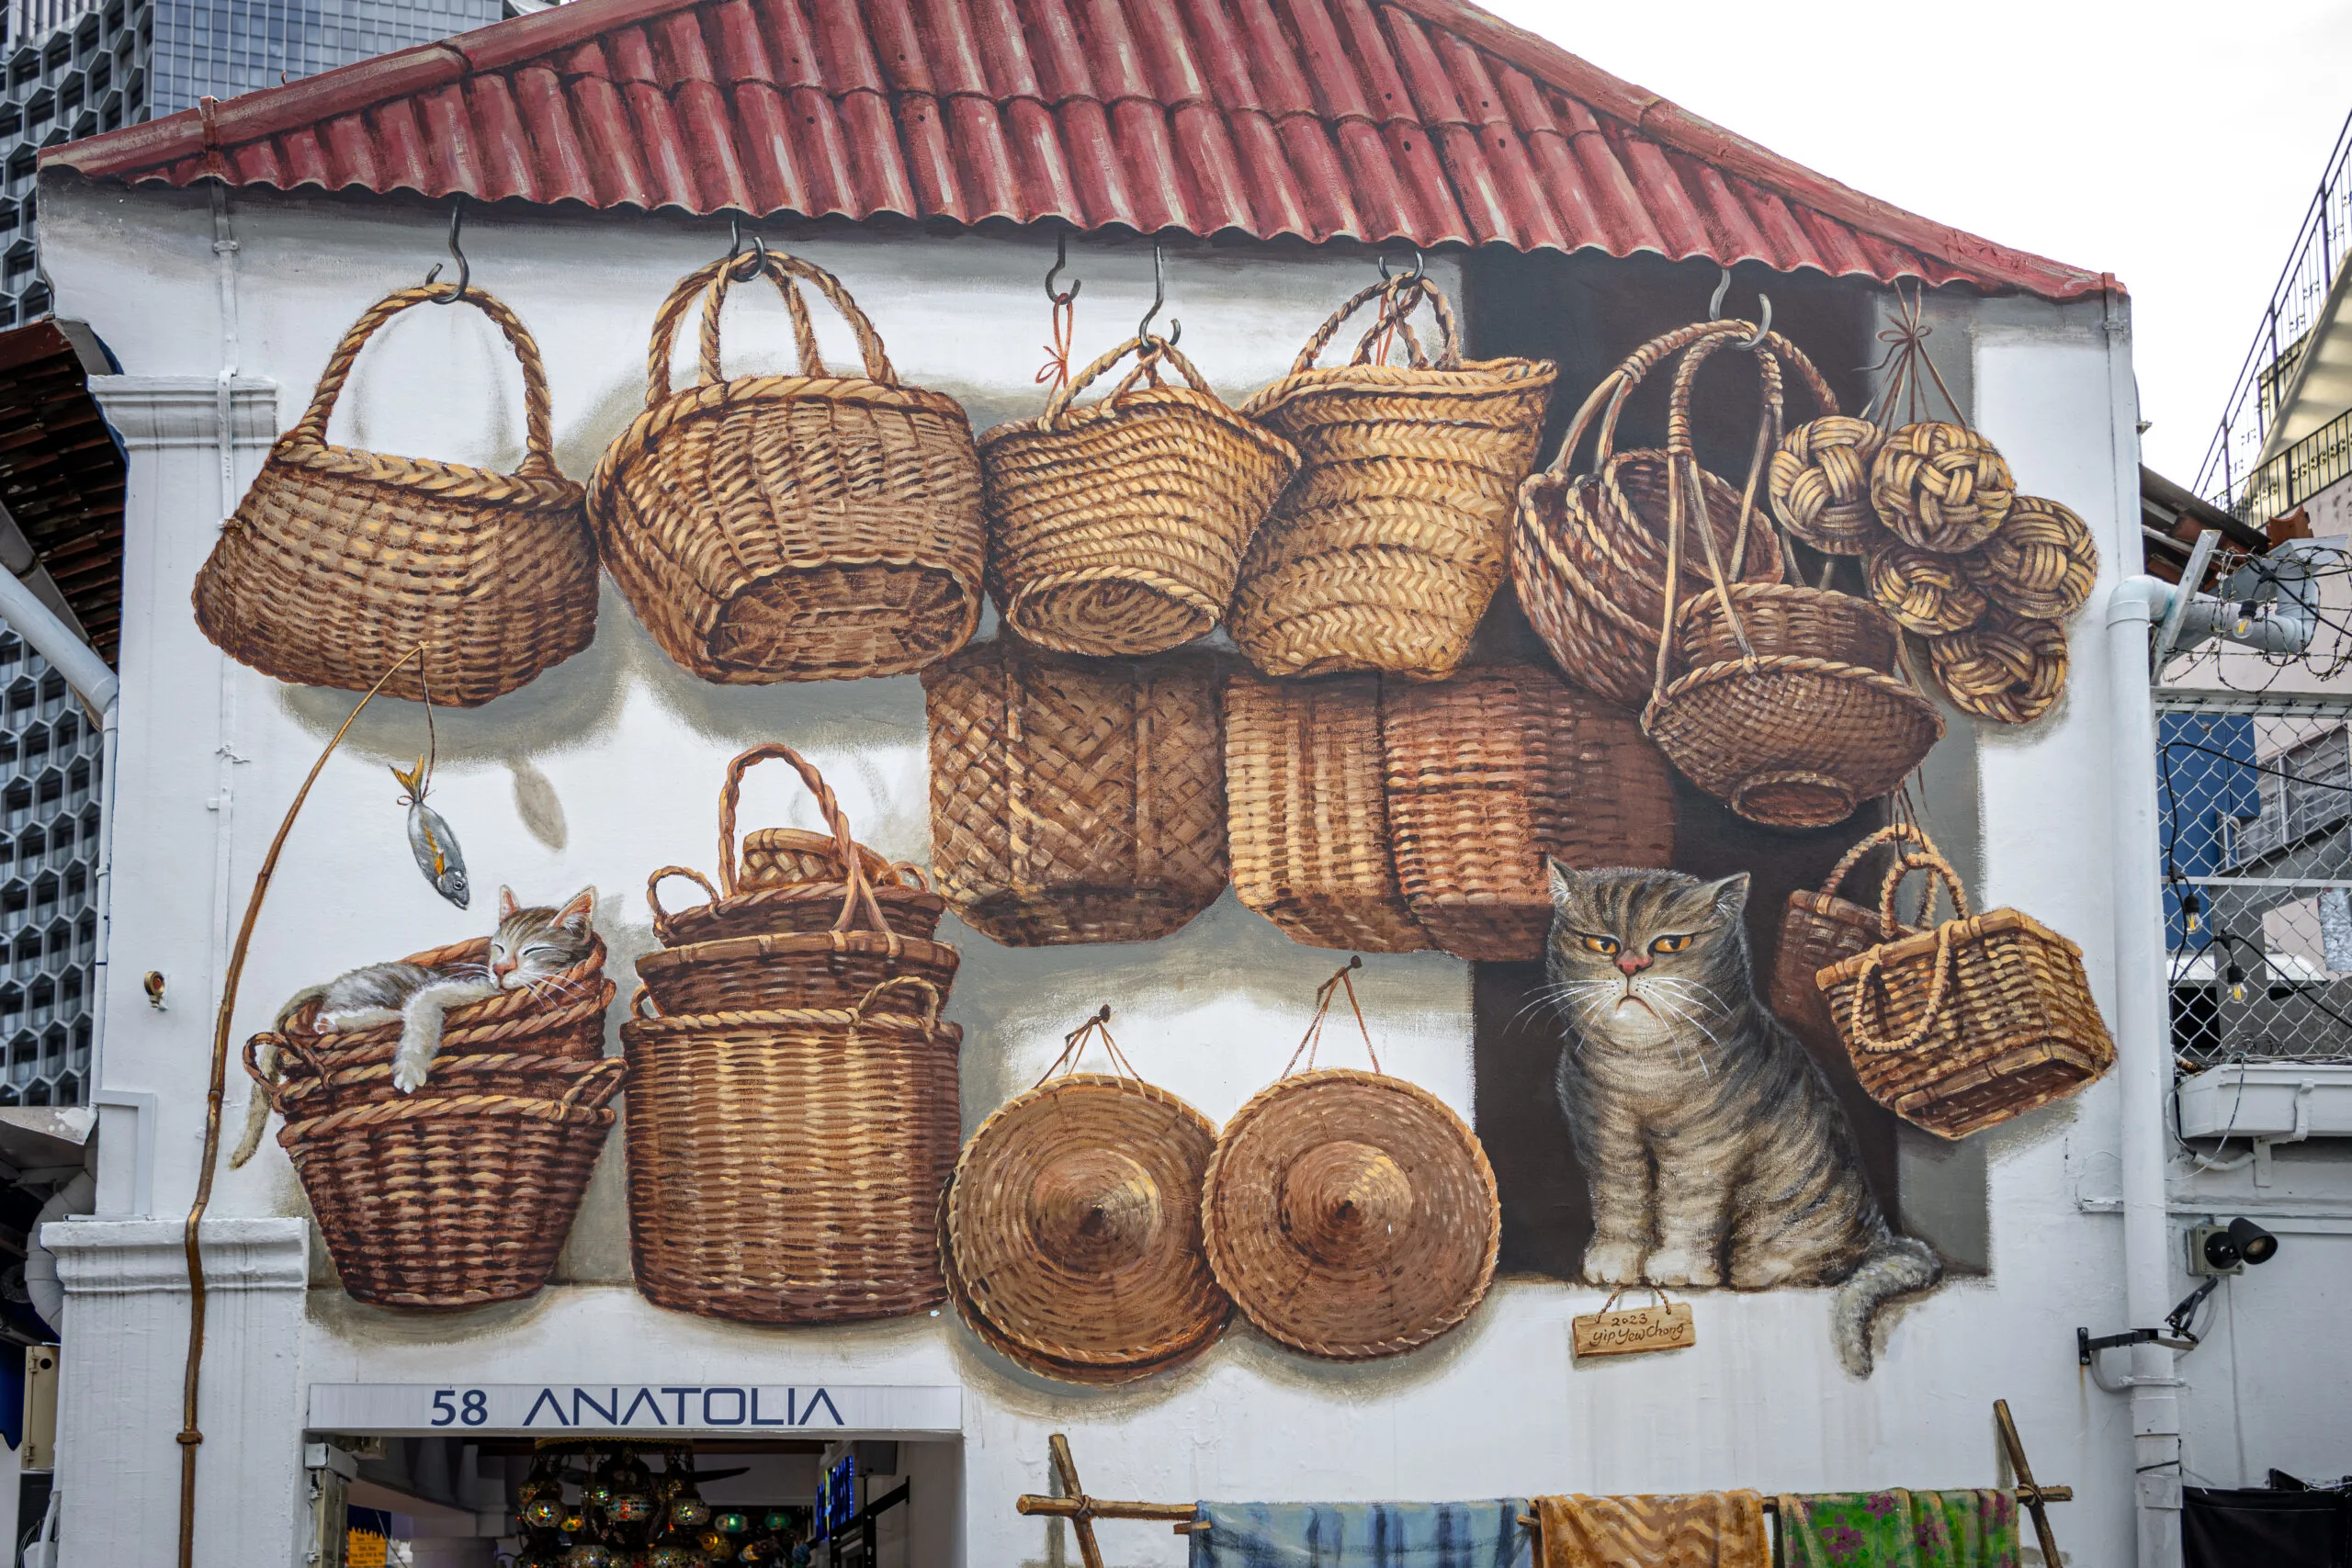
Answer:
[283,1055,624,1309]
[191,284,597,706]
[647,744,944,948]
[922,637,1229,945]
[588,250,985,683]
[621,979,961,1325]
[1381,664,1673,961]
[1223,671,1429,953]
[1227,276,1555,681]
[1510,321,1793,710]
[1815,851,2114,1139]
[1770,822,1941,1043]
[979,334,1297,657]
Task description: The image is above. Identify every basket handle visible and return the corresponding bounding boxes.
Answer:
[555,1056,628,1115]
[848,976,944,1034]
[646,865,719,926]
[286,283,562,481]
[1029,1004,1145,1090]
[1878,850,1971,936]
[1815,823,1934,903]
[1288,276,1464,375]
[642,251,898,406]
[888,860,931,892]
[716,743,860,898]
[1538,319,1738,481]
[629,984,660,1021]
[1281,956,1382,1077]
[1844,923,1957,1055]
[241,1032,280,1088]
[1040,334,1220,430]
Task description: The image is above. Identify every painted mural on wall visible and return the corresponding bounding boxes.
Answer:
[201,227,2118,1391]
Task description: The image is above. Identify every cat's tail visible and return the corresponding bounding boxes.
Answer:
[228,987,325,1169]
[1832,1233,1942,1378]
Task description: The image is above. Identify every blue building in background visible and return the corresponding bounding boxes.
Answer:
[2159,710,2258,950]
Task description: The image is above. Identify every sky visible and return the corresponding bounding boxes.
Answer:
[1477,0,2352,495]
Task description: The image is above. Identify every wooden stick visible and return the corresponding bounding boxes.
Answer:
[1018,1496,1198,1523]
[1996,1398,2066,1566]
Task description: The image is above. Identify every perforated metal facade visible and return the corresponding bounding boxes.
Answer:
[0,626,99,1106]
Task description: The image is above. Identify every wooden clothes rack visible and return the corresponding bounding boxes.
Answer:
[1017,1401,2069,1565]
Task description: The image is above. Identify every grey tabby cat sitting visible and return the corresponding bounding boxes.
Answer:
[1544,861,1940,1377]
[227,887,597,1169]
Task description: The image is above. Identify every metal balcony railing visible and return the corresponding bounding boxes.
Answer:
[2227,404,2352,525]
[2197,106,2352,516]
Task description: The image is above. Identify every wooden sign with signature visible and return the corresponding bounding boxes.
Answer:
[1572,1289,1695,1359]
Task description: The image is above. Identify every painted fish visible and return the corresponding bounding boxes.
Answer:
[391,758,469,909]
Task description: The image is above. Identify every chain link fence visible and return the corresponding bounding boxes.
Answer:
[2162,690,2352,1067]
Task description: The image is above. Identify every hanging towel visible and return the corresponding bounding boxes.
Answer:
[1190,1500,1534,1568]
[1776,1491,2020,1568]
[1533,1494,1769,1568]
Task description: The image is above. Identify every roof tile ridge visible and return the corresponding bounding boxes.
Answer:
[1374,0,2106,295]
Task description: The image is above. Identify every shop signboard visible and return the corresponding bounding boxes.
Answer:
[306,1382,962,1436]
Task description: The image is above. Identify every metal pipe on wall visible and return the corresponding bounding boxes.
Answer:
[2107,573,2184,1568]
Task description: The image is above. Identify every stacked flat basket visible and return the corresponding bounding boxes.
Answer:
[243,938,619,1308]
[192,283,599,706]
[589,250,986,682]
[625,747,963,1324]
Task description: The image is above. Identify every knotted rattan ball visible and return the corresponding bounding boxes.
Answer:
[1769,416,1890,555]
[1870,422,2016,553]
[1865,544,1987,636]
[1963,494,2098,621]
[1928,611,2068,726]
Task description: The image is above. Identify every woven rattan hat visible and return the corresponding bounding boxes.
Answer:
[946,1009,1230,1382]
[1203,961,1498,1360]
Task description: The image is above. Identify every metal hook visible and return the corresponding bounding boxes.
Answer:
[1045,230,1081,306]
[1138,244,1179,344]
[1735,294,1772,351]
[423,195,468,305]
[726,217,767,280]
[1378,245,1425,284]
[1708,265,1732,321]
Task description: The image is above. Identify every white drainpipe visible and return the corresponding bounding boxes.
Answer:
[2108,573,2184,1568]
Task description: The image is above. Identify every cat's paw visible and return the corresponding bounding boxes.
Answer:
[390,1056,429,1094]
[1643,1247,1721,1288]
[312,1014,344,1033]
[1581,1239,1647,1286]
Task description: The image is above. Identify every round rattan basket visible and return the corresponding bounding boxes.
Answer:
[1511,321,1801,711]
[191,283,598,706]
[633,923,960,1016]
[1200,964,1498,1360]
[646,744,944,948]
[1962,495,2098,623]
[588,250,985,683]
[621,980,961,1325]
[979,334,1297,657]
[284,1055,624,1310]
[944,1010,1229,1382]
[1227,276,1555,682]
[1926,608,2069,726]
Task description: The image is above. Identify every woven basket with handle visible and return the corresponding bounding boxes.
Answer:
[1381,663,1672,961]
[1638,327,1943,830]
[1223,670,1429,953]
[1227,276,1555,681]
[646,744,943,948]
[284,1054,623,1310]
[979,333,1297,657]
[922,637,1229,946]
[621,978,961,1325]
[1770,822,1941,1043]
[191,284,597,706]
[1815,852,2114,1139]
[589,250,985,683]
[637,856,958,1014]
[1510,321,1788,710]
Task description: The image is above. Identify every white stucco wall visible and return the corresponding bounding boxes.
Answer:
[30,174,2336,1568]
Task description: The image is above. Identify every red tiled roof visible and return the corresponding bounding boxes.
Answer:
[44,0,2112,300]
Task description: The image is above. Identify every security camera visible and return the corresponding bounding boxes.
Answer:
[2189,1216,2280,1277]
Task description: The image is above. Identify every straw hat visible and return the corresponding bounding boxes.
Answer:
[1201,961,1499,1360]
[944,1010,1231,1382]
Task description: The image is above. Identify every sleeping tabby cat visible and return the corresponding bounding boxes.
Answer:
[227,887,596,1169]
[1544,862,1940,1377]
